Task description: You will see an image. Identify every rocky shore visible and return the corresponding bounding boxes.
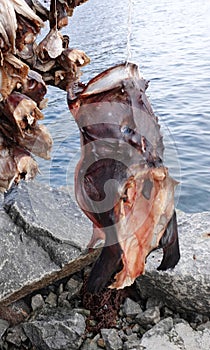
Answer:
[0,181,210,350]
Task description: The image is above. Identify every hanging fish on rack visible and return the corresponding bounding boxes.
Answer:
[0,0,90,190]
[68,62,180,292]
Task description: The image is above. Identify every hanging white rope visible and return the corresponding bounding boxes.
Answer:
[55,0,58,31]
[126,0,134,64]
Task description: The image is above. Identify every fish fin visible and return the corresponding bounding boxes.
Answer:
[87,243,123,293]
[157,210,180,271]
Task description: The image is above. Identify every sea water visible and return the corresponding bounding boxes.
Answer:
[37,0,210,213]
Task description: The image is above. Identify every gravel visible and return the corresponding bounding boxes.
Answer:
[0,268,210,350]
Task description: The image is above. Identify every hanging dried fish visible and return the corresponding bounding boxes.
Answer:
[1,92,44,136]
[0,135,17,190]
[0,53,29,101]
[0,0,90,191]
[15,15,39,60]
[36,28,63,62]
[12,0,44,29]
[13,146,39,181]
[45,30,64,59]
[68,62,180,292]
[58,48,90,69]
[20,70,47,107]
[16,124,53,160]
[24,0,49,22]
[0,135,38,191]
[0,0,17,53]
[64,0,89,17]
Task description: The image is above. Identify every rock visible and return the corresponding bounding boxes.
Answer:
[140,318,210,350]
[197,321,210,331]
[136,211,210,316]
[58,284,64,295]
[45,292,57,307]
[80,336,102,350]
[57,292,69,307]
[146,297,163,310]
[0,205,57,307]
[162,306,174,318]
[123,334,143,350]
[0,319,9,339]
[124,327,132,336]
[74,308,91,317]
[97,337,105,348]
[101,329,123,350]
[141,317,174,337]
[4,181,91,261]
[31,294,45,311]
[131,323,140,333]
[5,325,27,347]
[136,307,160,326]
[23,307,86,350]
[65,277,82,300]
[1,181,100,306]
[123,298,143,317]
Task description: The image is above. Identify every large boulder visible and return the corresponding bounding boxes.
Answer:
[136,210,210,316]
[23,308,86,350]
[0,181,98,306]
[140,318,210,350]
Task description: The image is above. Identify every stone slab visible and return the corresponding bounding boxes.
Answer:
[136,210,210,316]
[4,181,92,259]
[0,181,98,306]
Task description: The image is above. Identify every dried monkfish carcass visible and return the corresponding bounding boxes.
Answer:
[11,0,44,62]
[15,15,39,61]
[11,0,44,29]
[0,92,52,159]
[37,47,90,91]
[24,0,49,22]
[17,124,52,160]
[20,70,47,108]
[64,0,89,17]
[50,64,79,90]
[36,28,63,62]
[53,48,90,90]
[49,0,88,28]
[13,146,39,181]
[0,53,29,101]
[68,62,180,293]
[0,135,16,191]
[0,135,38,191]
[0,0,17,53]
[1,92,44,137]
[58,48,90,69]
[14,2,44,62]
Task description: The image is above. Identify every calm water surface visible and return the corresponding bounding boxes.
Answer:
[38,0,210,213]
